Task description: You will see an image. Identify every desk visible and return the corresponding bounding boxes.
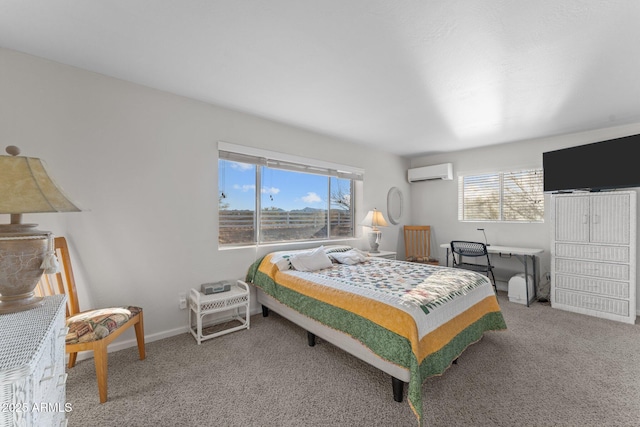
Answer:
[440,243,544,307]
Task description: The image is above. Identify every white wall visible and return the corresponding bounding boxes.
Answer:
[0,48,410,348]
[409,123,640,309]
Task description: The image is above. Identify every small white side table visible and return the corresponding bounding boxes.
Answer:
[188,280,250,344]
[368,250,397,260]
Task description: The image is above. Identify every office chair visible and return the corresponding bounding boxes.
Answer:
[450,240,497,292]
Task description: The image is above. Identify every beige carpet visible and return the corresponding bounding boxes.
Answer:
[66,294,640,426]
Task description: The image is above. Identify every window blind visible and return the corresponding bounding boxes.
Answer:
[458,169,544,222]
[218,142,364,181]
[502,170,544,221]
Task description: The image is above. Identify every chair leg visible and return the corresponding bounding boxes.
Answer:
[134,313,146,360]
[93,342,109,403]
[68,352,78,369]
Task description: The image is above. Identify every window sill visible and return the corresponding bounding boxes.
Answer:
[219,237,361,252]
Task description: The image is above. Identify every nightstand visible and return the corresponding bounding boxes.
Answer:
[188,280,250,344]
[0,295,68,427]
[368,250,397,260]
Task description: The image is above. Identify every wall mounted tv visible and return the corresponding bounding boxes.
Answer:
[543,133,640,193]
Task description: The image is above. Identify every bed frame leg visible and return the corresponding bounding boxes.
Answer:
[307,331,316,347]
[392,377,404,402]
[262,305,269,317]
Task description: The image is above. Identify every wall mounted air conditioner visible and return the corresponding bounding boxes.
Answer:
[407,163,453,182]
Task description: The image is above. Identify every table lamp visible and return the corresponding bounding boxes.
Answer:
[0,146,81,314]
[360,208,388,253]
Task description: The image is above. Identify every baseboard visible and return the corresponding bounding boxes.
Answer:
[68,307,264,363]
[67,325,189,363]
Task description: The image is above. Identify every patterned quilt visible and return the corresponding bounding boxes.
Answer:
[246,254,506,426]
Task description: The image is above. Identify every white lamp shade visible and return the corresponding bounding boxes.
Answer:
[0,154,80,214]
[360,208,388,229]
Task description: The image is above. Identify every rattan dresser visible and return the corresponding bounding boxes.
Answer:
[0,295,68,426]
[551,191,637,324]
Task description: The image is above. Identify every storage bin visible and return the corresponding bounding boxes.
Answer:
[508,273,534,305]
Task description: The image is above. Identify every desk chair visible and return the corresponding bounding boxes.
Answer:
[450,240,497,292]
[404,225,438,265]
[36,237,145,403]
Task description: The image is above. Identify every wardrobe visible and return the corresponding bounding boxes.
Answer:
[550,191,637,324]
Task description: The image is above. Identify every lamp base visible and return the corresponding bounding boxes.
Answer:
[0,294,44,314]
[0,224,49,314]
[367,231,381,253]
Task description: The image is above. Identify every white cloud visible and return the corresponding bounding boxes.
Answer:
[229,161,253,171]
[302,192,322,204]
[233,184,255,192]
[261,187,280,195]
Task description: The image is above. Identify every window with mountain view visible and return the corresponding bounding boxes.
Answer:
[218,146,358,246]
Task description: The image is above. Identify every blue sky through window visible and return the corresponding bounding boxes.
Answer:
[261,166,327,211]
[219,160,337,211]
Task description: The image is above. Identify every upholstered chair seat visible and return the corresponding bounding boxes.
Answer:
[66,306,143,344]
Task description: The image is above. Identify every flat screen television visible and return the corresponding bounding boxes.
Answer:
[543,133,640,192]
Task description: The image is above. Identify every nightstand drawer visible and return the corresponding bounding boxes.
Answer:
[367,251,396,260]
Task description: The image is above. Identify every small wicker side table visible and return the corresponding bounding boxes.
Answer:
[188,280,250,345]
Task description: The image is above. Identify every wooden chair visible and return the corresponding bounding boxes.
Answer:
[450,240,497,292]
[36,236,145,403]
[404,225,438,265]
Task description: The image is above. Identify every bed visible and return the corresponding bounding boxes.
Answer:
[245,246,506,425]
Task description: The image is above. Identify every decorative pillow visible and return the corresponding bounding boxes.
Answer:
[289,246,333,271]
[323,245,353,254]
[270,253,293,271]
[329,249,368,265]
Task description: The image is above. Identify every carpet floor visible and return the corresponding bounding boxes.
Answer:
[66,294,640,426]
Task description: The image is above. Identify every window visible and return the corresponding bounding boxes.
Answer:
[458,169,544,222]
[218,143,362,246]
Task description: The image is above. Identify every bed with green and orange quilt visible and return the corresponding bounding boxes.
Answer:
[246,246,506,426]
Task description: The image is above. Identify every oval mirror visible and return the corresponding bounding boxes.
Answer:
[387,187,403,225]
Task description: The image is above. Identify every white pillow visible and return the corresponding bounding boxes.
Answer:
[323,245,353,254]
[270,253,293,271]
[329,249,368,265]
[289,247,333,272]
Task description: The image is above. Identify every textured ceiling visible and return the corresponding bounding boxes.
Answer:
[1,0,640,157]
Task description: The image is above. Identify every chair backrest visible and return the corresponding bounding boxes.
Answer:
[450,240,490,263]
[35,237,81,318]
[404,225,431,260]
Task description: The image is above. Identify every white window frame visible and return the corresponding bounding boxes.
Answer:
[457,168,544,223]
[218,142,363,247]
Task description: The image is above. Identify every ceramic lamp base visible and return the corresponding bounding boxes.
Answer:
[0,294,44,314]
[367,231,381,253]
[0,224,49,314]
